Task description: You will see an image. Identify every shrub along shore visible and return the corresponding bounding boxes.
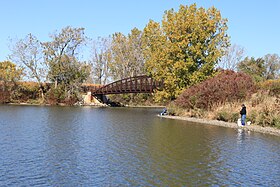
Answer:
[167,71,280,133]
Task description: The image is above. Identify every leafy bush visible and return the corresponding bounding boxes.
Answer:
[246,110,257,124]
[175,70,256,110]
[259,79,280,96]
[254,104,280,127]
[46,84,82,106]
[108,93,154,106]
[168,102,186,116]
[63,96,79,106]
[216,111,229,121]
[15,82,40,101]
[247,93,280,127]
[256,109,277,127]
[216,110,239,122]
[0,90,10,103]
[46,86,65,105]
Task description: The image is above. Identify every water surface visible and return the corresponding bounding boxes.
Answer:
[0,105,280,186]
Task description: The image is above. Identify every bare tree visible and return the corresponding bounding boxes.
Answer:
[9,33,47,100]
[110,28,145,80]
[90,36,111,85]
[127,28,145,77]
[110,32,130,80]
[263,53,280,80]
[219,44,246,70]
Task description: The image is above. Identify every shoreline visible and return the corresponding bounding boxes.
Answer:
[2,103,280,137]
[3,102,164,108]
[160,115,280,137]
[126,105,165,108]
[3,102,165,108]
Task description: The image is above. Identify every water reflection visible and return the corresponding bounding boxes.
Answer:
[0,106,280,186]
[237,128,246,143]
[45,107,82,186]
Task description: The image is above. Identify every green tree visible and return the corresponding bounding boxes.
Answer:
[42,26,90,102]
[9,33,47,101]
[237,57,265,82]
[143,4,229,102]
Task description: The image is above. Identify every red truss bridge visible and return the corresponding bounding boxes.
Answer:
[86,75,162,95]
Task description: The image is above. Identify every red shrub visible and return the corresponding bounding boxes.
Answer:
[0,90,10,103]
[175,70,256,110]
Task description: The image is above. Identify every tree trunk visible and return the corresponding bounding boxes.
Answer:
[39,84,45,102]
[55,79,58,89]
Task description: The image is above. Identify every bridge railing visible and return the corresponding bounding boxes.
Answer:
[91,75,161,95]
[81,84,103,93]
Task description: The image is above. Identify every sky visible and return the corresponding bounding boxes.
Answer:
[0,0,279,62]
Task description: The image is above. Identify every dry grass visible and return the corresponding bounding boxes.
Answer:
[248,93,280,127]
[170,91,280,128]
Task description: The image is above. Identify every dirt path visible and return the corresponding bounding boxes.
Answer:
[160,115,280,137]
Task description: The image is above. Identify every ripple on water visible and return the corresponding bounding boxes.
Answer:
[0,106,280,186]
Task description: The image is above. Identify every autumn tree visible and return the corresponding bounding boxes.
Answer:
[9,33,47,100]
[237,57,265,82]
[110,28,145,80]
[143,4,229,102]
[42,26,90,102]
[263,53,280,80]
[127,28,145,77]
[0,61,23,90]
[90,36,111,84]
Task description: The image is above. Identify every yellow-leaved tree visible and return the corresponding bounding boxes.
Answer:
[143,4,229,102]
[0,61,23,91]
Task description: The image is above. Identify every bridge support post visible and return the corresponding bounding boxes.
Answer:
[83,92,92,104]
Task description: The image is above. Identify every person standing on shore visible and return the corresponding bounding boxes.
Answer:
[160,108,168,116]
[240,104,247,126]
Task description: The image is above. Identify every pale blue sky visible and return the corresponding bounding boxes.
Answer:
[1,0,279,62]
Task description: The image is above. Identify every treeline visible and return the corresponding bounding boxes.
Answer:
[170,42,280,127]
[1,4,280,106]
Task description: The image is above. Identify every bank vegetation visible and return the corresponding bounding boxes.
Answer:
[1,4,279,128]
[169,71,280,128]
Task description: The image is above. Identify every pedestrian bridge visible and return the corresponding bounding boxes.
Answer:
[83,75,162,96]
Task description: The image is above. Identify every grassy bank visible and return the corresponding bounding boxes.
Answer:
[160,115,280,137]
[168,71,280,129]
[169,92,280,128]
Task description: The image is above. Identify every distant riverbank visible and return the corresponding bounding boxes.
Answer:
[4,103,280,137]
[160,115,280,137]
[4,102,164,109]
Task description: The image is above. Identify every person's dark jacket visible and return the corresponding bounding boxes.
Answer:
[240,106,246,115]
